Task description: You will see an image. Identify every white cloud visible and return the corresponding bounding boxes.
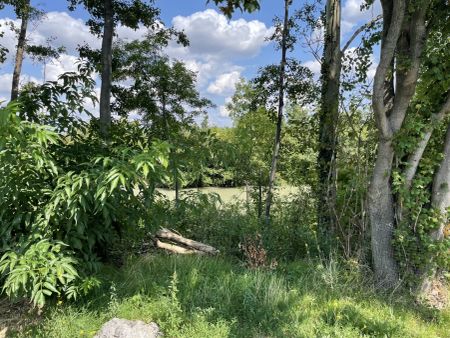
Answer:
[29,12,99,53]
[207,71,241,96]
[167,9,273,101]
[0,73,12,93]
[171,9,273,60]
[0,11,153,61]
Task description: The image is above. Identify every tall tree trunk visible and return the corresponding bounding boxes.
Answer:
[99,0,113,138]
[10,0,30,101]
[317,0,341,239]
[369,0,404,287]
[264,0,290,224]
[368,140,399,286]
[369,0,429,287]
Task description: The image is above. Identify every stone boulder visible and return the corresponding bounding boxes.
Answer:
[94,318,162,338]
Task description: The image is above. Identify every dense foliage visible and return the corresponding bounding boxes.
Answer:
[0,102,169,306]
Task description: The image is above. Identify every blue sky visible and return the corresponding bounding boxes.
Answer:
[0,0,381,126]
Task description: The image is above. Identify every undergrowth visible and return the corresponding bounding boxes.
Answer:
[9,254,450,338]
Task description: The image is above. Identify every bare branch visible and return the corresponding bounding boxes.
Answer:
[341,15,382,54]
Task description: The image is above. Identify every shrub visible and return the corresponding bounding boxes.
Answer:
[0,103,169,306]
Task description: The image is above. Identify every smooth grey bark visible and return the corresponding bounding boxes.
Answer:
[317,0,341,237]
[431,122,450,240]
[99,0,113,138]
[10,0,30,101]
[264,0,290,224]
[369,0,429,287]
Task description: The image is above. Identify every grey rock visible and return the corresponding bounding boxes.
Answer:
[94,318,163,338]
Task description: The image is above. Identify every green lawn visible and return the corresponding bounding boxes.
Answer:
[10,254,450,338]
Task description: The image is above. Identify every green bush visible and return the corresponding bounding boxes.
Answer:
[0,103,169,306]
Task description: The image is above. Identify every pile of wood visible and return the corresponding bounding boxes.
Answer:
[154,228,219,255]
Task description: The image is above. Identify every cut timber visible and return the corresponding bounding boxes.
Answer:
[155,239,205,255]
[155,228,219,255]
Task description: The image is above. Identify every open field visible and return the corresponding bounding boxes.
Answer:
[156,186,300,204]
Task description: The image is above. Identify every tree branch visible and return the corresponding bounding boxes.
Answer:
[341,15,382,54]
[405,93,450,189]
[389,3,430,133]
[372,0,405,139]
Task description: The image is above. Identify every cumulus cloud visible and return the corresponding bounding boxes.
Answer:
[0,73,12,94]
[0,11,153,60]
[207,71,241,96]
[167,9,272,101]
[171,9,273,61]
[163,8,275,111]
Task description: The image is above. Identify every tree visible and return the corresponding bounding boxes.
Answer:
[317,0,341,239]
[26,39,66,81]
[251,59,314,222]
[110,36,212,202]
[264,0,291,224]
[99,0,113,139]
[368,0,436,287]
[279,105,317,188]
[227,81,276,215]
[68,0,160,138]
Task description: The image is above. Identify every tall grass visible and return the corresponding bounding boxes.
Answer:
[13,254,449,338]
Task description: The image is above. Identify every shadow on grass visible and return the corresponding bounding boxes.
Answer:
[12,254,449,338]
[54,254,444,338]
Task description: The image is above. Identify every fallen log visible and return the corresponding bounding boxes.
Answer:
[155,228,219,255]
[154,239,205,255]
